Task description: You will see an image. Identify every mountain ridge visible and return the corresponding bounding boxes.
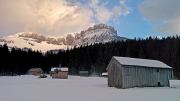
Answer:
[0,24,128,52]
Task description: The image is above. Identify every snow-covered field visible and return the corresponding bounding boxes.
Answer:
[0,75,179,101]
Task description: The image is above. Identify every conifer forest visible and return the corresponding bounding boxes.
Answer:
[0,36,180,79]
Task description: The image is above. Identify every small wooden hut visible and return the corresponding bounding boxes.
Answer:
[51,67,68,79]
[107,56,174,89]
[28,68,43,76]
[79,71,89,76]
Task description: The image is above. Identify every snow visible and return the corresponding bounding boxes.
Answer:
[0,25,123,52]
[113,56,171,68]
[28,68,42,72]
[59,68,68,71]
[102,72,108,76]
[0,35,67,53]
[170,80,180,88]
[0,75,179,101]
[51,67,57,71]
[51,67,68,71]
[83,29,113,39]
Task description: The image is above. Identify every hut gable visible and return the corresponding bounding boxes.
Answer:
[107,56,174,89]
[28,68,43,76]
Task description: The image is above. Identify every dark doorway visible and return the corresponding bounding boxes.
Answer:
[158,82,161,86]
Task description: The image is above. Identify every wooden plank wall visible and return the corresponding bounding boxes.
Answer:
[108,59,123,88]
[122,66,173,88]
[52,72,68,79]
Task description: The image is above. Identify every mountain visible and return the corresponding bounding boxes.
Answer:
[0,24,128,52]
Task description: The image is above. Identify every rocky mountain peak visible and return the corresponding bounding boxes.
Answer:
[0,24,127,52]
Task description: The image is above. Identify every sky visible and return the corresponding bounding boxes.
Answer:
[0,0,180,39]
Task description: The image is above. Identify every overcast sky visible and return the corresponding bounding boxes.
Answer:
[0,0,180,38]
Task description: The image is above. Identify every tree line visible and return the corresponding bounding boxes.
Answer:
[0,36,180,78]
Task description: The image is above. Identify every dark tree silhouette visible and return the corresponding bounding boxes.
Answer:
[0,36,180,78]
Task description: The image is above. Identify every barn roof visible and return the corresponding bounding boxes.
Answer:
[113,56,171,68]
[59,68,68,71]
[28,68,42,72]
[51,67,58,71]
[51,67,68,72]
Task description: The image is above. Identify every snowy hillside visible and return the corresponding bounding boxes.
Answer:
[0,33,67,52]
[0,75,179,101]
[0,24,127,52]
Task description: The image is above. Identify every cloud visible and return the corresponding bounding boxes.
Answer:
[119,0,131,16]
[0,0,131,37]
[139,0,180,35]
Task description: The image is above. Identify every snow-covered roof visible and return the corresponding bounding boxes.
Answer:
[102,72,108,76]
[113,56,171,68]
[28,68,42,72]
[59,68,68,71]
[51,67,58,71]
[51,67,68,72]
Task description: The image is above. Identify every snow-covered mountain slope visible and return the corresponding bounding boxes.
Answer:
[75,24,128,46]
[0,34,67,52]
[0,24,127,52]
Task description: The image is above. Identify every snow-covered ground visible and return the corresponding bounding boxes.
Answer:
[170,80,180,88]
[0,75,179,101]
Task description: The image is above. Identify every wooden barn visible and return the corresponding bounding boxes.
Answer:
[107,56,174,89]
[28,68,43,76]
[50,67,68,79]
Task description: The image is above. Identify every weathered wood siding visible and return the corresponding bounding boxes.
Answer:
[107,58,123,88]
[28,71,42,76]
[28,68,43,76]
[52,71,68,79]
[122,66,173,88]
